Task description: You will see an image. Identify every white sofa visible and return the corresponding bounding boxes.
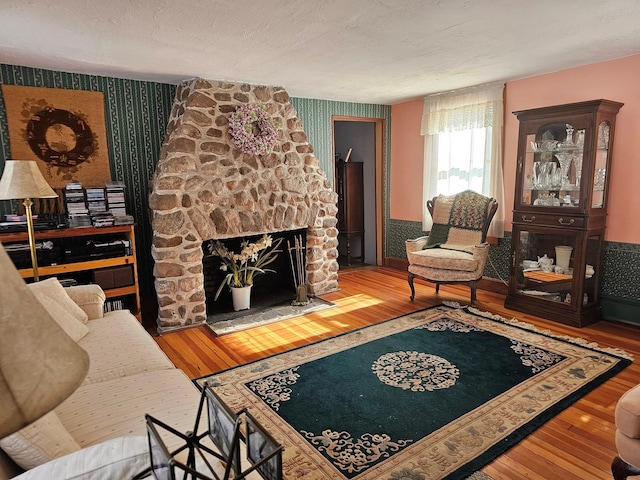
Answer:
[0,280,209,479]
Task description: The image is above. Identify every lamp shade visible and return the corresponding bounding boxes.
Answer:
[0,160,57,200]
[0,245,89,438]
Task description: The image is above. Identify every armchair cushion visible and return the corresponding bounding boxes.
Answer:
[409,247,479,272]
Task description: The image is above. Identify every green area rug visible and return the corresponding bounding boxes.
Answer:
[196,305,631,480]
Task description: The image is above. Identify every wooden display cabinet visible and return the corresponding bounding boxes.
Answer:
[0,224,141,321]
[505,99,623,327]
[335,161,365,266]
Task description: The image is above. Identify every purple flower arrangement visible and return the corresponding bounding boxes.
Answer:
[228,103,280,155]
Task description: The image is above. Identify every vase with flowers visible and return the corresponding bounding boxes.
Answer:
[207,234,283,311]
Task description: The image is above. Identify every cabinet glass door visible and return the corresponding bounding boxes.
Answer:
[592,121,611,209]
[521,122,583,209]
[514,229,577,304]
[582,234,601,306]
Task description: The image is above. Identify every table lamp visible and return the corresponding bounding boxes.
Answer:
[0,160,57,281]
[0,244,89,438]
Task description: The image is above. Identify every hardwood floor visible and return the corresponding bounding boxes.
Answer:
[151,266,640,480]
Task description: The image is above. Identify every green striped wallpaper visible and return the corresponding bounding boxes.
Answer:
[0,64,175,297]
[290,98,392,256]
[290,98,391,175]
[0,64,391,299]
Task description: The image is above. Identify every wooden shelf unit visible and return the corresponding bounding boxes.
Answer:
[0,224,141,320]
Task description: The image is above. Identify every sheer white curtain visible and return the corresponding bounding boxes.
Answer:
[420,82,505,238]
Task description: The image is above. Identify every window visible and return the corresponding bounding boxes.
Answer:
[421,82,505,238]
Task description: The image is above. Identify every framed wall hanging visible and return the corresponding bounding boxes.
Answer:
[1,85,111,188]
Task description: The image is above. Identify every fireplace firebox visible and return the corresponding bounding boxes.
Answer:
[203,229,306,320]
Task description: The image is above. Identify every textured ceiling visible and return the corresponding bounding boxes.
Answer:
[1,0,640,104]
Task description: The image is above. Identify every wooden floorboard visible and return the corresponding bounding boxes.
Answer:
[150,266,640,479]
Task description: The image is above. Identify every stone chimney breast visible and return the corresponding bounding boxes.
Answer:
[149,79,339,332]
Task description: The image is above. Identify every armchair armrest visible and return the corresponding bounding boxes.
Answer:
[471,243,489,255]
[405,236,429,255]
[470,243,490,272]
[64,284,105,320]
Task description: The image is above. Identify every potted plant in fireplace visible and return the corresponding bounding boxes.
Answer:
[207,234,283,311]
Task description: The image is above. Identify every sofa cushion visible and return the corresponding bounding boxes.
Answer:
[12,436,149,480]
[78,310,175,385]
[64,285,106,321]
[28,280,89,342]
[0,411,80,470]
[55,369,205,452]
[28,278,89,324]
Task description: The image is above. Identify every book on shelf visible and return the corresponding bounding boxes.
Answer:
[85,187,105,197]
[91,212,115,228]
[61,181,131,226]
[86,187,107,217]
[105,181,128,217]
[113,214,134,225]
[68,216,92,228]
[104,297,127,312]
[64,184,90,227]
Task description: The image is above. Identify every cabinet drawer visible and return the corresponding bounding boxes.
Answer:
[92,265,134,290]
[512,212,585,228]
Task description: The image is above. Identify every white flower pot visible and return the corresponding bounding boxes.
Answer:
[231,285,252,311]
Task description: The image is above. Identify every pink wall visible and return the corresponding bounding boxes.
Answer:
[390,98,424,220]
[390,54,640,243]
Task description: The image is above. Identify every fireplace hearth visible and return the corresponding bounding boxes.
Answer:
[149,79,340,333]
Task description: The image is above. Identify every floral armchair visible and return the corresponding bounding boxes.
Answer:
[405,190,498,304]
[612,383,640,479]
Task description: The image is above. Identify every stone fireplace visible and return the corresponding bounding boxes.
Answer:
[149,78,339,332]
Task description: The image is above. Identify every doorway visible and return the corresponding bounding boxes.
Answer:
[332,116,384,266]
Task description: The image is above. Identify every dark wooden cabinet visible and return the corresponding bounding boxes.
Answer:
[505,99,623,327]
[336,161,364,265]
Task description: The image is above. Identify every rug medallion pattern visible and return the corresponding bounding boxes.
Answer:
[198,306,631,480]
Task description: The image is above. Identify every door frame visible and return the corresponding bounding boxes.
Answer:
[331,115,385,266]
